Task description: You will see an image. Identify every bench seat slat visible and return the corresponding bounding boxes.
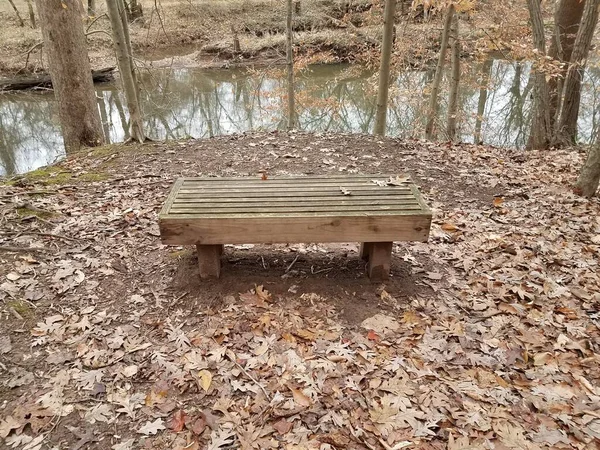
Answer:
[177,187,412,195]
[172,195,416,204]
[175,191,413,199]
[159,175,432,245]
[168,206,423,215]
[171,199,420,208]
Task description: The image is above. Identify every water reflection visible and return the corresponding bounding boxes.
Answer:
[1,60,599,175]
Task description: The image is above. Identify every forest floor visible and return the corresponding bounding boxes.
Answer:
[0,0,535,78]
[0,132,599,450]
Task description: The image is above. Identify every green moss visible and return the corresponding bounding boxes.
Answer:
[6,300,31,318]
[16,206,57,219]
[79,172,109,182]
[168,249,193,259]
[24,167,72,185]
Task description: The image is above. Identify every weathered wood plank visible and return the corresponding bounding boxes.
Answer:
[197,244,222,278]
[168,205,422,215]
[159,178,184,217]
[170,199,420,207]
[160,214,432,245]
[182,175,387,182]
[175,190,412,199]
[367,242,393,281]
[172,195,416,204]
[170,200,420,209]
[180,181,404,188]
[359,242,373,261]
[177,186,412,194]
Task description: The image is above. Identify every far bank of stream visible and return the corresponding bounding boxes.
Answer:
[1,60,600,176]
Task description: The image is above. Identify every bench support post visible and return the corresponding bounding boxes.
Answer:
[359,242,373,261]
[367,242,392,282]
[196,244,223,279]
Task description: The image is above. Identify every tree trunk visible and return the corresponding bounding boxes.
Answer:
[88,0,96,16]
[128,0,143,20]
[576,144,600,196]
[526,0,553,150]
[425,4,454,140]
[548,0,586,129]
[7,0,25,27]
[25,0,35,28]
[446,13,460,141]
[106,0,145,142]
[474,59,493,144]
[286,0,296,129]
[555,0,600,146]
[373,0,397,136]
[34,0,104,152]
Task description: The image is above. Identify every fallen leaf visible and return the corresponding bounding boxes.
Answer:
[272,419,293,434]
[290,388,312,407]
[137,418,165,435]
[441,222,458,232]
[169,410,186,432]
[121,365,138,378]
[198,369,212,392]
[361,314,400,333]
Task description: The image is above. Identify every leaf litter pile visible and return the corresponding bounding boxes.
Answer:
[0,132,599,450]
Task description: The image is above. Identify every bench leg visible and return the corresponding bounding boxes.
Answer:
[359,242,373,261]
[367,242,392,282]
[197,244,223,279]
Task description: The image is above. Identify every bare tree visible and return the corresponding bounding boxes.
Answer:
[425,4,454,140]
[446,13,460,140]
[576,143,600,197]
[7,0,25,27]
[373,0,397,136]
[34,0,104,152]
[526,0,552,149]
[106,0,145,142]
[474,59,493,144]
[555,0,600,146]
[286,0,296,129]
[548,0,586,127]
[24,0,35,28]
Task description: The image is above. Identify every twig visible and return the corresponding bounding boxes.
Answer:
[85,30,113,39]
[232,359,271,401]
[24,232,82,243]
[21,41,43,69]
[22,215,55,226]
[86,13,108,32]
[214,338,270,401]
[1,190,57,198]
[0,245,47,253]
[153,0,171,43]
[285,253,300,273]
[311,266,333,274]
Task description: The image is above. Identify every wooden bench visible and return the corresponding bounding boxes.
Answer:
[159,175,432,281]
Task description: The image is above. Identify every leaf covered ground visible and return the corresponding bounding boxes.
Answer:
[0,132,599,450]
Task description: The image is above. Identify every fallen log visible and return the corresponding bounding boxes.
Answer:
[0,67,115,92]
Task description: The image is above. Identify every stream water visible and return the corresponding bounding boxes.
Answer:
[1,60,599,176]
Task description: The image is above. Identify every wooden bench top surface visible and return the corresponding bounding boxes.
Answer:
[159,175,431,244]
[159,175,431,219]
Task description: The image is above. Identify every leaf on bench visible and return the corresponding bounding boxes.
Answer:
[340,187,352,196]
[387,175,411,185]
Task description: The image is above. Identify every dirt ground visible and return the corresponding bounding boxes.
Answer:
[0,0,535,78]
[0,132,599,449]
